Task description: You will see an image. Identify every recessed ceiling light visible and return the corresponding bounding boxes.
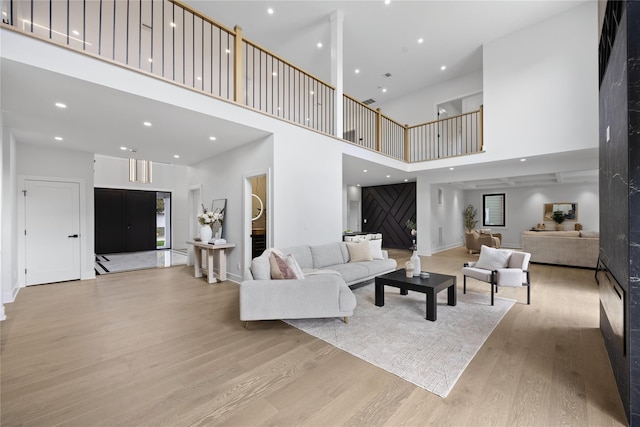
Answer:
[143,121,152,126]
[170,22,176,28]
[173,155,180,159]
[404,179,408,182]
[55,102,67,108]
[120,146,127,150]
[272,72,277,76]
[385,0,391,4]
[441,65,447,71]
[449,167,454,170]
[209,136,217,141]
[382,88,387,93]
[317,42,323,48]
[520,158,527,162]
[386,175,391,178]
[147,58,153,63]
[418,38,424,44]
[356,184,361,187]
[72,30,80,36]
[363,169,368,173]
[197,76,202,81]
[310,90,315,95]
[225,49,231,54]
[355,69,360,74]
[267,8,274,14]
[54,136,63,141]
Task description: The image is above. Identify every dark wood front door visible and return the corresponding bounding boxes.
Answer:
[95,188,157,254]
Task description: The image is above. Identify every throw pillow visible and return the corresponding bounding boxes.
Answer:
[284,253,304,279]
[368,239,384,260]
[474,245,512,270]
[346,240,373,262]
[269,252,297,279]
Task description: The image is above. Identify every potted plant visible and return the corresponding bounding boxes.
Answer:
[463,205,478,232]
[405,219,417,236]
[552,211,567,230]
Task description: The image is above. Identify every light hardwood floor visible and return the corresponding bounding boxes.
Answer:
[1,247,628,426]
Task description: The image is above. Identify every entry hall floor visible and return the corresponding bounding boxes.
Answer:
[94,249,187,275]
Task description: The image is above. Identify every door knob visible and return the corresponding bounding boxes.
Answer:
[68,234,79,238]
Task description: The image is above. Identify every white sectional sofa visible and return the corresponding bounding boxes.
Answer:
[240,242,397,323]
[521,230,599,268]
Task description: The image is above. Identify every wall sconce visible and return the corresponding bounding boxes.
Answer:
[129,159,153,183]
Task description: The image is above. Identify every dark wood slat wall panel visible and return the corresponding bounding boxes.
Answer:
[362,182,416,249]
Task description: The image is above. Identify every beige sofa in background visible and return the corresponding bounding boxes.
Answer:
[521,230,599,268]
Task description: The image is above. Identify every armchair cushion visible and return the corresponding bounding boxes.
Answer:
[474,245,512,270]
[496,268,525,287]
[461,266,493,282]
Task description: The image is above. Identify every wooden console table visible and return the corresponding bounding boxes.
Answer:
[187,241,236,283]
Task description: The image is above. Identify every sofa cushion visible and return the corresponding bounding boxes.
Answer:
[251,253,272,280]
[280,246,314,270]
[311,243,347,268]
[358,259,397,277]
[475,245,513,270]
[580,230,599,238]
[324,263,370,284]
[269,252,297,279]
[346,241,373,262]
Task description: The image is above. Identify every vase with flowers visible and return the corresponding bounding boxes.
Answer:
[197,204,225,242]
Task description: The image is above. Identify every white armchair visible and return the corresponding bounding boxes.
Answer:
[462,246,531,305]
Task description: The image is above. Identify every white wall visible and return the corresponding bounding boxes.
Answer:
[430,184,465,253]
[94,155,190,250]
[272,131,345,248]
[344,185,362,232]
[188,136,273,282]
[483,1,598,160]
[2,129,18,306]
[16,142,95,282]
[464,182,599,248]
[0,114,8,319]
[377,71,483,126]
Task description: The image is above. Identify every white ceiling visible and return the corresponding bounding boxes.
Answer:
[1,0,597,189]
[188,0,587,104]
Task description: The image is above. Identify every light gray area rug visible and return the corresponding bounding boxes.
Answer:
[285,284,515,398]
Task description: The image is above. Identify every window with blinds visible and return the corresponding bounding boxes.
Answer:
[483,193,505,227]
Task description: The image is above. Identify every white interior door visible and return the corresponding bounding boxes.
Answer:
[25,180,81,285]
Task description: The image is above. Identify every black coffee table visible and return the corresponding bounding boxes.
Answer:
[375,269,457,321]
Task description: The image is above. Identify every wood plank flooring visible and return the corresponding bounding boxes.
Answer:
[1,247,628,426]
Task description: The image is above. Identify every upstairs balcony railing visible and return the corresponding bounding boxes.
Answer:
[2,0,483,162]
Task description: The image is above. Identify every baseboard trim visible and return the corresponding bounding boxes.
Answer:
[3,285,20,304]
[431,243,464,254]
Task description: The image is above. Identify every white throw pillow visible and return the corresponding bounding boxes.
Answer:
[346,240,373,262]
[474,245,512,270]
[368,239,384,260]
[284,253,304,279]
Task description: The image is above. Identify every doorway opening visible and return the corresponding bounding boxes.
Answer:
[250,175,267,259]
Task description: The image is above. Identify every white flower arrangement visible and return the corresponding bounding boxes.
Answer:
[197,207,224,226]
